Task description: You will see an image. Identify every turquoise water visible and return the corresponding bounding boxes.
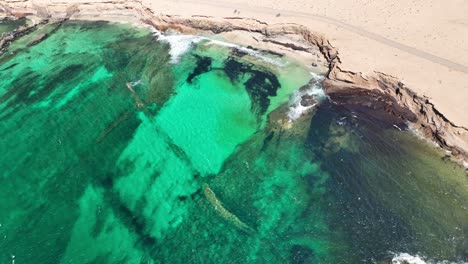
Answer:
[0,21,467,264]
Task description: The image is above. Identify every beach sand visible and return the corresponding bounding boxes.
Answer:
[2,0,467,127]
[136,0,468,128]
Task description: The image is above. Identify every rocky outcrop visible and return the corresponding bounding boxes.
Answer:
[324,66,468,161]
[2,0,467,163]
[0,21,43,53]
[147,14,468,162]
[300,94,317,107]
[0,3,78,54]
[1,0,140,21]
[26,32,46,46]
[203,184,255,234]
[324,73,468,160]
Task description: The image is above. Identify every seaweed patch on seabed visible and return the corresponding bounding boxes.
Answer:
[222,58,281,114]
[183,52,282,115]
[187,55,212,83]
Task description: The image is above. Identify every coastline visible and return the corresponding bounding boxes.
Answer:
[1,0,467,163]
[1,4,468,263]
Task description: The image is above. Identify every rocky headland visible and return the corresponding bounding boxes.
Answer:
[1,0,467,164]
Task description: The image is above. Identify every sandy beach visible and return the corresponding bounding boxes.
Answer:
[1,0,468,160]
[140,0,468,128]
[2,0,467,126]
[2,1,468,263]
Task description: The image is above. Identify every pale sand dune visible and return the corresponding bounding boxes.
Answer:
[140,0,468,127]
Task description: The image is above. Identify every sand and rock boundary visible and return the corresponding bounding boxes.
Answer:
[1,0,467,163]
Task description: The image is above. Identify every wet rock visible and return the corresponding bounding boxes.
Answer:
[300,94,317,107]
[325,86,417,129]
[324,72,468,163]
[231,47,248,57]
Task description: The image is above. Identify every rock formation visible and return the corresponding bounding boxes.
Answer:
[1,0,467,163]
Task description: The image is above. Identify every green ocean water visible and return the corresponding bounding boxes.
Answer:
[0,18,27,34]
[0,20,467,264]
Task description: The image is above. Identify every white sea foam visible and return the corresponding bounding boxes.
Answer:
[392,253,428,264]
[309,71,325,82]
[204,39,238,49]
[155,31,204,64]
[130,79,143,87]
[151,28,285,66]
[287,72,326,121]
[391,253,467,264]
[203,39,286,66]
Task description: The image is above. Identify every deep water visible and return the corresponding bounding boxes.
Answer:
[0,21,467,264]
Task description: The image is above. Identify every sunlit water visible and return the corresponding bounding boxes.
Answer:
[0,20,467,264]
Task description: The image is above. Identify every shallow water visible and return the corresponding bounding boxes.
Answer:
[0,18,27,34]
[0,21,467,264]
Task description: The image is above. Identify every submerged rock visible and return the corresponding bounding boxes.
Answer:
[203,183,255,234]
[27,33,47,46]
[300,94,317,107]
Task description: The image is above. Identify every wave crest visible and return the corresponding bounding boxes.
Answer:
[391,253,466,264]
[287,73,326,121]
[152,29,286,66]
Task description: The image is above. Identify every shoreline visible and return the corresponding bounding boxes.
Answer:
[1,1,467,164]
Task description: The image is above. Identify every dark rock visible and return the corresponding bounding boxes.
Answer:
[327,87,417,129]
[231,47,248,57]
[300,94,317,107]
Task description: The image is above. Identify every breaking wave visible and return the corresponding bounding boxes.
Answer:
[154,31,204,64]
[152,29,285,66]
[287,72,326,121]
[391,253,467,264]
